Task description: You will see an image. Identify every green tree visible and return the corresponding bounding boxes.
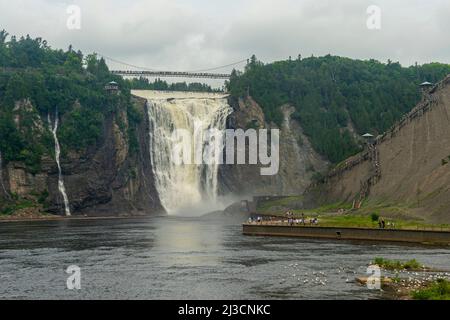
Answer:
[226,55,450,163]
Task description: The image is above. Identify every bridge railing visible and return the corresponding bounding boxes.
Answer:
[111,70,231,79]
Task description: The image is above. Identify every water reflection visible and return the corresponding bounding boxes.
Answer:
[0,216,449,299]
[154,217,224,267]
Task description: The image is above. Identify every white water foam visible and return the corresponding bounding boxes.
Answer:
[134,90,232,215]
[48,110,71,216]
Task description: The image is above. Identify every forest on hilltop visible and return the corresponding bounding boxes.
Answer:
[0,30,141,173]
[2,31,450,169]
[127,77,220,92]
[227,55,450,163]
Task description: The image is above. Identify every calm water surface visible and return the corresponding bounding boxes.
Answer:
[0,216,449,299]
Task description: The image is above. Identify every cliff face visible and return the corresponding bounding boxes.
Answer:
[1,96,164,216]
[310,75,450,223]
[1,92,328,216]
[219,96,328,197]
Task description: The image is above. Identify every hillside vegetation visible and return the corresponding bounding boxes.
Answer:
[127,77,219,92]
[227,55,450,163]
[0,30,141,173]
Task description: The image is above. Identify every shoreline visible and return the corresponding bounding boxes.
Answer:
[0,214,164,224]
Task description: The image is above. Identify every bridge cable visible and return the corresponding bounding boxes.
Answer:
[100,53,248,73]
[99,54,158,71]
[185,58,248,72]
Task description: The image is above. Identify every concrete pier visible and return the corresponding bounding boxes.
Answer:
[243,224,450,245]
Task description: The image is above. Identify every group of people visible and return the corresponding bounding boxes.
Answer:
[248,216,263,224]
[378,218,395,229]
[286,211,319,226]
[286,211,295,225]
[247,212,319,226]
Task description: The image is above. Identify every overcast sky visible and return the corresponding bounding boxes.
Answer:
[1,0,450,83]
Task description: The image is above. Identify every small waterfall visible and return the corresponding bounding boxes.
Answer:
[283,108,302,160]
[144,93,232,214]
[48,110,71,216]
[0,150,10,198]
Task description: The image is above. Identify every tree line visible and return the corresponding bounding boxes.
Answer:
[226,54,450,163]
[0,30,140,172]
[127,76,221,92]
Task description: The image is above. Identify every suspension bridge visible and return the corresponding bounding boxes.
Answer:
[110,70,231,79]
[103,55,248,80]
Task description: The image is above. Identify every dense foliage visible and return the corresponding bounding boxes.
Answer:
[227,55,450,163]
[127,76,220,92]
[0,30,140,171]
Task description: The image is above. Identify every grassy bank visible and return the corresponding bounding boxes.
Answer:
[382,278,450,300]
[412,279,450,300]
[359,258,450,299]
[256,197,450,231]
[259,211,450,231]
[372,258,425,271]
[318,215,450,230]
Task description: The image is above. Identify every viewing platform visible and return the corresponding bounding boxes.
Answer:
[243,223,450,245]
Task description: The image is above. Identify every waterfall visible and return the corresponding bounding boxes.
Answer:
[0,150,10,198]
[142,92,232,214]
[283,108,302,160]
[48,110,71,216]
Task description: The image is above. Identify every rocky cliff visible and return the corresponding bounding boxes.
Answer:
[11,80,449,220]
[1,91,327,216]
[0,96,164,216]
[307,75,450,223]
[219,95,328,197]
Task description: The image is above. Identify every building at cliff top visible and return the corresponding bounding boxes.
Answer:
[104,81,119,94]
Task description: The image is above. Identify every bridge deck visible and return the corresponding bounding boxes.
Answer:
[111,70,230,79]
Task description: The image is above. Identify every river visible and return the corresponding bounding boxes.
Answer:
[0,216,449,299]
